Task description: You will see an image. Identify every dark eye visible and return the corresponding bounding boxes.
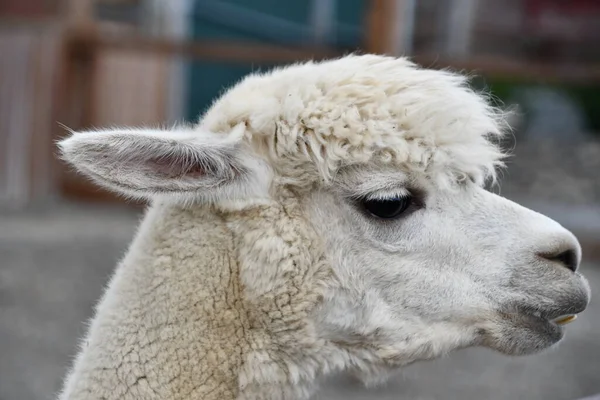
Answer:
[362,196,412,219]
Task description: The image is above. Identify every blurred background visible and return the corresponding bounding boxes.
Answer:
[0,1,599,399]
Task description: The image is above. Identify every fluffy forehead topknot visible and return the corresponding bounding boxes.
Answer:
[199,54,509,189]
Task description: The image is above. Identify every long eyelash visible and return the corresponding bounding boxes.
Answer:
[363,192,412,202]
[355,190,426,210]
[345,188,412,202]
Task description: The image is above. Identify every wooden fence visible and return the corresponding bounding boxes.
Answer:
[0,25,171,206]
[0,25,62,206]
[1,0,599,207]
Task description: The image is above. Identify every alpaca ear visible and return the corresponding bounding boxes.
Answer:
[57,126,270,202]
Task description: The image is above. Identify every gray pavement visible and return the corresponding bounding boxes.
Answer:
[0,203,599,400]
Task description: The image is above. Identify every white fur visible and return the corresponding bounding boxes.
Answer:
[57,54,590,400]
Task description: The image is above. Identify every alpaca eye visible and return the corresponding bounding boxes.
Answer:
[362,196,412,219]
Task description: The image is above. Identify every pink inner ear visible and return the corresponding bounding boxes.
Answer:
[147,157,205,179]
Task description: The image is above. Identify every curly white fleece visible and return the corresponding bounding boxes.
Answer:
[200,54,507,189]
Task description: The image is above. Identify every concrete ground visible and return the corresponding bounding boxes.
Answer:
[1,202,599,400]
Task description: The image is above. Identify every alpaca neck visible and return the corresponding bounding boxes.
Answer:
[60,199,332,400]
[61,204,251,399]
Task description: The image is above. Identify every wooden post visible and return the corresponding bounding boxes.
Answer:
[364,0,415,55]
[60,0,97,130]
[365,0,393,54]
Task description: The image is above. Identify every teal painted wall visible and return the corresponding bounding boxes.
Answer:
[185,0,366,121]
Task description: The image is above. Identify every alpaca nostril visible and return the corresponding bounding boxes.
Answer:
[541,249,579,272]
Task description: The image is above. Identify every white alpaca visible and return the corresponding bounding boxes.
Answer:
[57,54,590,400]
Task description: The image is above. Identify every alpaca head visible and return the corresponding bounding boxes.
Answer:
[58,55,590,382]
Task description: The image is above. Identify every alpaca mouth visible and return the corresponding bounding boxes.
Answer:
[485,308,583,356]
[524,310,579,327]
[506,299,587,328]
